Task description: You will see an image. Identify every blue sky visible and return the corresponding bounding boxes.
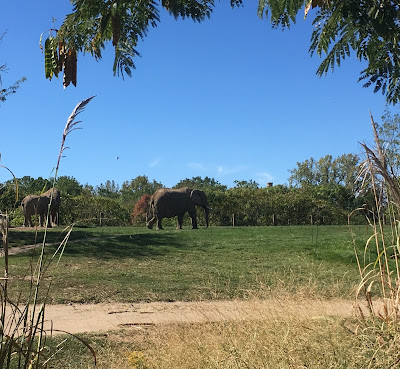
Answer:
[0,1,390,189]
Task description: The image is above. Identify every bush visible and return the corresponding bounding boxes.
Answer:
[131,194,151,226]
[60,195,130,226]
[8,207,24,227]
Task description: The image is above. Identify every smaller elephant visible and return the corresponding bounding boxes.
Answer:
[147,187,210,230]
[21,188,61,228]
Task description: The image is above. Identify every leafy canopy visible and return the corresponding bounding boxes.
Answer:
[288,153,360,189]
[258,0,400,104]
[43,0,241,87]
[44,0,400,103]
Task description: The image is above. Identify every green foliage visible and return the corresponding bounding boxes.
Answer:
[95,180,120,198]
[375,109,400,175]
[258,0,400,104]
[44,34,60,80]
[56,175,84,196]
[60,195,130,226]
[43,0,241,84]
[0,167,369,227]
[174,176,227,191]
[40,0,400,103]
[121,175,162,207]
[288,153,360,190]
[208,182,364,226]
[233,179,259,189]
[0,176,52,212]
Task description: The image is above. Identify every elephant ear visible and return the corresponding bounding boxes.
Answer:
[190,190,203,206]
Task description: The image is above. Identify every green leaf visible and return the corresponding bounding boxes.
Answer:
[44,38,53,80]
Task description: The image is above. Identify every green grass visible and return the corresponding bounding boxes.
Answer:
[3,225,372,303]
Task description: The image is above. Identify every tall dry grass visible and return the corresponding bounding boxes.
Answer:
[87,297,361,369]
[349,113,400,367]
[0,96,95,368]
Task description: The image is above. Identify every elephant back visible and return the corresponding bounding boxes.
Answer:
[21,195,39,207]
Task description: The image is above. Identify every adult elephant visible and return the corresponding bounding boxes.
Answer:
[21,188,61,227]
[44,187,61,226]
[147,187,209,230]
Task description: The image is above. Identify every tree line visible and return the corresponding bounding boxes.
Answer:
[0,153,374,227]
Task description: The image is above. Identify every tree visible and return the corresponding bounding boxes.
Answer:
[258,0,400,104]
[334,153,361,191]
[289,154,360,189]
[233,179,259,189]
[56,176,83,196]
[42,0,241,87]
[18,176,52,196]
[375,109,400,175]
[42,1,400,104]
[121,175,162,206]
[288,158,318,188]
[96,180,120,198]
[174,176,227,191]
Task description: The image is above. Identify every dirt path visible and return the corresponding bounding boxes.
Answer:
[24,298,372,335]
[3,238,373,335]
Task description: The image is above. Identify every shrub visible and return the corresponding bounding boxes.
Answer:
[60,195,130,226]
[131,194,151,226]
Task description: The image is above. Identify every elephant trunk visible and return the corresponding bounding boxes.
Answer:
[204,206,209,228]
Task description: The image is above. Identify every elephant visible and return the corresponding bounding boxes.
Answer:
[21,188,61,227]
[45,187,61,226]
[146,187,210,230]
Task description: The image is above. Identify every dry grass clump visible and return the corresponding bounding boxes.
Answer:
[91,315,360,369]
[349,114,400,367]
[78,296,364,369]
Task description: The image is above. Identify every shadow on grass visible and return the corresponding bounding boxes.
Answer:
[51,232,190,259]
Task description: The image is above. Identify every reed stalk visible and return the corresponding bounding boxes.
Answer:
[350,113,400,366]
[0,96,95,368]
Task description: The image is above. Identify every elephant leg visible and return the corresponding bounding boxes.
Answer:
[156,217,163,230]
[177,214,184,229]
[40,213,52,228]
[47,214,53,228]
[188,210,198,229]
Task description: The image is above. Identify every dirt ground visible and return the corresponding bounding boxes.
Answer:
[23,298,373,335]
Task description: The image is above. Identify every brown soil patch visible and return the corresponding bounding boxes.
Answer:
[23,298,374,335]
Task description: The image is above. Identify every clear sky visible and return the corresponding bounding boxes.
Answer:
[0,1,390,189]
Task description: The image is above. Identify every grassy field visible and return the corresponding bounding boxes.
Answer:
[4,224,394,368]
[4,225,372,303]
